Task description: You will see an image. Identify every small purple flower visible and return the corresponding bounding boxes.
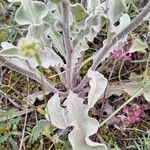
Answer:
[122,104,142,126]
[110,42,132,61]
[124,117,132,125]
[123,107,129,114]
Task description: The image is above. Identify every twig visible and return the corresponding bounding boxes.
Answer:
[5,95,22,109]
[0,56,66,95]
[55,67,66,84]
[62,0,73,89]
[19,113,28,150]
[74,1,150,92]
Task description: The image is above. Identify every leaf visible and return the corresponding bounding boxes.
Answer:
[49,0,63,3]
[45,1,72,31]
[10,131,22,136]
[9,137,18,150]
[24,91,50,105]
[122,81,141,97]
[0,135,8,143]
[9,117,21,126]
[48,29,65,57]
[87,0,101,12]
[120,73,150,103]
[106,0,127,40]
[0,41,38,69]
[71,13,108,64]
[105,13,131,54]
[1,41,63,69]
[0,109,17,121]
[0,42,20,57]
[44,2,60,27]
[7,0,21,2]
[46,93,67,129]
[0,42,18,56]
[144,12,150,21]
[143,89,150,102]
[64,91,107,150]
[71,3,88,23]
[40,47,64,68]
[98,82,123,99]
[108,13,130,42]
[9,58,38,71]
[107,0,126,23]
[72,13,107,46]
[15,0,48,25]
[87,70,107,108]
[116,13,131,34]
[27,23,52,49]
[70,0,127,65]
[46,91,107,149]
[47,1,58,12]
[43,12,57,27]
[31,119,51,143]
[129,38,148,53]
[0,110,7,121]
[1,41,37,67]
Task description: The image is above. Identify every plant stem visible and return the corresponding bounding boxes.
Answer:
[99,87,144,127]
[0,56,66,95]
[74,1,150,92]
[118,60,124,82]
[62,0,73,90]
[19,113,28,150]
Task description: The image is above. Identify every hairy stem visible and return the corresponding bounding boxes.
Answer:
[74,1,150,92]
[0,56,66,95]
[62,0,73,90]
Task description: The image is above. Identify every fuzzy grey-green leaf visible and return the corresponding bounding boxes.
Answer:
[49,0,63,3]
[15,0,48,25]
[88,70,107,109]
[87,0,101,12]
[46,93,67,129]
[129,38,148,53]
[107,0,126,23]
[64,91,107,150]
[71,3,88,23]
[27,23,51,49]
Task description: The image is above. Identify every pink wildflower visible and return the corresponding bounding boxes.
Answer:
[124,117,132,125]
[110,42,132,61]
[123,107,129,114]
[122,103,142,126]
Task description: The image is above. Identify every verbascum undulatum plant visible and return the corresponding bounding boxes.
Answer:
[0,0,149,149]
